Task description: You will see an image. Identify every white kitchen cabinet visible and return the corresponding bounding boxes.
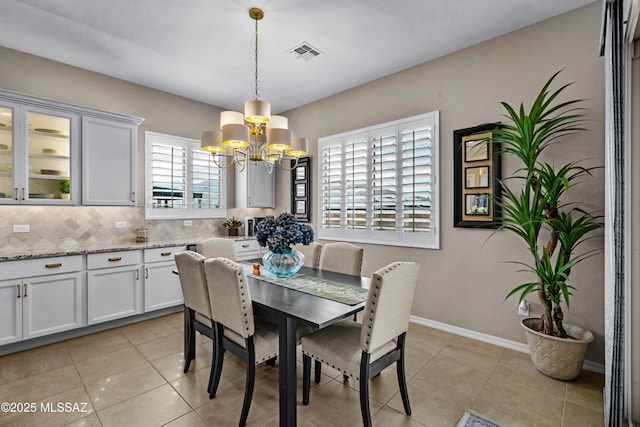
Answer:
[87,250,143,325]
[0,96,80,205]
[82,116,140,205]
[0,255,84,345]
[143,246,186,312]
[235,161,275,208]
[0,280,22,345]
[234,239,262,261]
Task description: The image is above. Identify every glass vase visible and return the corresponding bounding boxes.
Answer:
[262,249,305,278]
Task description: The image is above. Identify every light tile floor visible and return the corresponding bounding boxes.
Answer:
[0,312,605,426]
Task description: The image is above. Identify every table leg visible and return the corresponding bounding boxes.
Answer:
[278,314,297,427]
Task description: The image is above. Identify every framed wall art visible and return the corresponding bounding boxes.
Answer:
[453,123,501,228]
[291,157,310,222]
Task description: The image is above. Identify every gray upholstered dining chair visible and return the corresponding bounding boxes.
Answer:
[174,251,214,374]
[293,242,323,268]
[315,241,364,378]
[301,261,420,427]
[203,257,280,427]
[197,237,237,260]
[318,241,364,276]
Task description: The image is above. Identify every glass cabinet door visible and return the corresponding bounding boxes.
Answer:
[26,111,72,202]
[0,105,16,202]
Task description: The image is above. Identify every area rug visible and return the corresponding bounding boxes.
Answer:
[457,411,503,427]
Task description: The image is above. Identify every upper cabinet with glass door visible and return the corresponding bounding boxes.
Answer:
[0,100,79,205]
[0,105,14,201]
[0,89,142,206]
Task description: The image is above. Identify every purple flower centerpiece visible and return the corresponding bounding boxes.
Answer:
[255,212,314,277]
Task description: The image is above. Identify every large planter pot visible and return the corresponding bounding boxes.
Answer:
[521,318,593,380]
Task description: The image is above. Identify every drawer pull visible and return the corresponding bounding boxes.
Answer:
[45,263,62,269]
[108,257,122,262]
[242,244,250,248]
[161,251,172,257]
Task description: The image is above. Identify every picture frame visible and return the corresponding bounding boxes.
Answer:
[291,157,311,222]
[453,123,501,228]
[464,166,490,189]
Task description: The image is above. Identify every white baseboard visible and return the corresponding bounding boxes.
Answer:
[410,315,605,375]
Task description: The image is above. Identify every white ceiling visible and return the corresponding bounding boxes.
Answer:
[0,0,595,113]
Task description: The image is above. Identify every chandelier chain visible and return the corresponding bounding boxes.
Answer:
[254,15,259,100]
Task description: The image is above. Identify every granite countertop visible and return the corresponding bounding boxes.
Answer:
[0,236,258,262]
[0,241,193,262]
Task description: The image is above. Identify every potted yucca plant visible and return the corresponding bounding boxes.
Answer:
[492,71,602,380]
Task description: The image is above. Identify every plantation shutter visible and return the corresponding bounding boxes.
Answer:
[191,148,222,210]
[145,131,226,219]
[400,122,433,233]
[344,135,368,231]
[321,142,343,230]
[150,142,187,210]
[370,128,397,233]
[317,111,439,248]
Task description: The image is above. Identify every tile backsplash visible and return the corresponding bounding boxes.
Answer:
[0,206,277,253]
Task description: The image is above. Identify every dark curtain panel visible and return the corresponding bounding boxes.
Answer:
[602,0,626,425]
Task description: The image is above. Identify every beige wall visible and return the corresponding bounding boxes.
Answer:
[281,2,606,363]
[0,3,606,363]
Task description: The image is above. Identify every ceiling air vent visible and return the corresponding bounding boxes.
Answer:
[289,42,322,62]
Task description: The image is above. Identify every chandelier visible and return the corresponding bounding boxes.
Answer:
[201,7,308,173]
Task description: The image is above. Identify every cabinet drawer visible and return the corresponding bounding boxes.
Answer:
[144,246,187,264]
[0,255,83,280]
[87,250,142,270]
[234,239,261,261]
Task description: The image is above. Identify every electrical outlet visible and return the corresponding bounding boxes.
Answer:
[183,220,193,226]
[115,221,127,229]
[518,300,530,317]
[13,224,30,233]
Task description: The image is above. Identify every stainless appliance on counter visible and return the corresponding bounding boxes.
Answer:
[244,216,254,237]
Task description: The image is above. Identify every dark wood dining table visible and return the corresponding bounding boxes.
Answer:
[246,264,370,427]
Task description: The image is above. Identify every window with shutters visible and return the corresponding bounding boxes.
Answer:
[318,112,439,249]
[145,131,226,219]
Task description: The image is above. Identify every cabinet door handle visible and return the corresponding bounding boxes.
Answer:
[136,269,139,280]
[45,263,62,269]
[242,244,250,248]
[23,283,28,297]
[14,188,18,201]
[108,257,122,262]
[145,268,149,279]
[132,192,136,203]
[21,188,25,201]
[16,284,21,298]
[161,251,172,257]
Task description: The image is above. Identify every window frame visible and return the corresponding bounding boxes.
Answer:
[145,131,226,220]
[317,111,439,249]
